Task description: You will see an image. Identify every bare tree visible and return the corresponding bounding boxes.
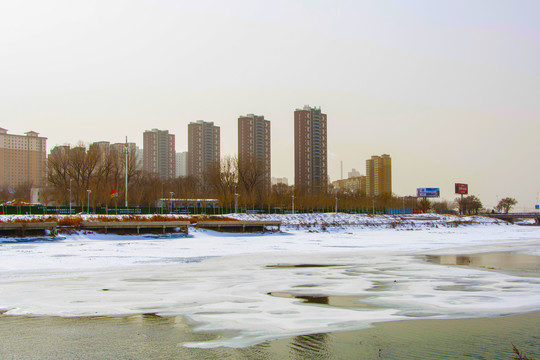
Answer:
[496,197,517,214]
[456,195,483,215]
[431,200,453,213]
[237,157,267,208]
[270,183,292,210]
[217,156,238,209]
[418,198,431,213]
[46,148,71,204]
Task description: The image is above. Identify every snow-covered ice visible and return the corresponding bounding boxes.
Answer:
[1,213,539,347]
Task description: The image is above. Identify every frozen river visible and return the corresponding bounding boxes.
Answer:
[1,219,540,348]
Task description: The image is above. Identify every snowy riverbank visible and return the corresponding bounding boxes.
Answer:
[1,214,539,348]
[0,212,507,230]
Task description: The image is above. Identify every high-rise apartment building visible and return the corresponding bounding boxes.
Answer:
[176,152,187,177]
[0,128,47,188]
[188,121,220,180]
[294,105,327,194]
[238,114,271,189]
[366,154,392,196]
[143,129,176,180]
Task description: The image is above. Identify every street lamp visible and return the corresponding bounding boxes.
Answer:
[234,193,239,213]
[335,196,338,213]
[125,137,129,208]
[170,192,174,214]
[161,182,164,214]
[87,189,92,214]
[291,194,295,214]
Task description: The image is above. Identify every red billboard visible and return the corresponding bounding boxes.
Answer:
[455,183,468,195]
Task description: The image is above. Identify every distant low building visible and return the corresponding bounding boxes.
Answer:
[90,141,140,170]
[50,145,70,157]
[271,177,288,186]
[89,141,110,166]
[332,176,366,194]
[348,168,361,179]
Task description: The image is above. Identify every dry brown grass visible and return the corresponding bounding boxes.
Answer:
[512,343,534,360]
[187,215,239,223]
[0,217,63,224]
[0,215,241,225]
[55,216,83,227]
[74,214,238,224]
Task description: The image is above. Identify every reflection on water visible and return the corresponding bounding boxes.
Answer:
[266,264,342,268]
[267,292,383,309]
[1,312,538,359]
[0,236,65,244]
[290,333,330,359]
[426,252,540,275]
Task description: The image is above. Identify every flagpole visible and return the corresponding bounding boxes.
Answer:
[125,136,128,208]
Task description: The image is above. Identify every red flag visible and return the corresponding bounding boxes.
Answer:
[110,189,118,198]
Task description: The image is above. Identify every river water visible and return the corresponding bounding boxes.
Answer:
[1,225,540,358]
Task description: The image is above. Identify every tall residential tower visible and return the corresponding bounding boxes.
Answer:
[187,121,220,180]
[143,129,176,180]
[238,114,271,189]
[366,154,392,196]
[294,106,327,194]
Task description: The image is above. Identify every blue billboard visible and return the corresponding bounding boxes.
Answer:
[417,188,440,197]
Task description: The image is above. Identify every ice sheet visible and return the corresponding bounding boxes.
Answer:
[1,216,540,348]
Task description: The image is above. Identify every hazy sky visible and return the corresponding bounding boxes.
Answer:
[1,0,539,210]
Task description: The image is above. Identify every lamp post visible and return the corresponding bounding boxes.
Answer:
[69,178,73,214]
[234,193,239,213]
[170,192,174,214]
[125,137,129,208]
[335,196,338,213]
[87,189,92,214]
[161,182,164,214]
[291,194,295,214]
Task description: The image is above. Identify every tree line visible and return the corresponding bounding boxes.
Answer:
[0,143,518,214]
